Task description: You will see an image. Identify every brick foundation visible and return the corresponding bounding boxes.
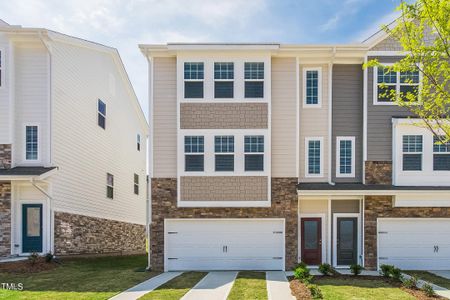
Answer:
[54,211,146,256]
[0,182,11,257]
[0,144,11,169]
[151,177,298,271]
[364,196,450,269]
[365,161,392,185]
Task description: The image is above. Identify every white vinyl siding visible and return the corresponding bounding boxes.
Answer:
[0,37,11,143]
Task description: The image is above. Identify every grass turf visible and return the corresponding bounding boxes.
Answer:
[0,255,158,300]
[227,271,267,300]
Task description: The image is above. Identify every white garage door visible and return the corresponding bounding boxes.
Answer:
[165,219,284,271]
[378,218,450,270]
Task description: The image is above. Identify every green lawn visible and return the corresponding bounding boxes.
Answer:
[406,271,450,289]
[139,272,207,300]
[0,255,159,300]
[227,271,267,300]
[315,277,415,300]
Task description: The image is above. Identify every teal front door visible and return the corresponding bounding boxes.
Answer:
[22,204,43,253]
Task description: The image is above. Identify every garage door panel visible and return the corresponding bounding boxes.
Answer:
[378,219,450,270]
[165,219,284,271]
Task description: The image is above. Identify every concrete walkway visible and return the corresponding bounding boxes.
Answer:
[181,271,237,300]
[402,273,450,299]
[109,272,182,300]
[266,271,295,300]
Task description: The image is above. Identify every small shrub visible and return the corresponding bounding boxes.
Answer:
[402,276,418,289]
[294,261,308,270]
[294,265,313,283]
[380,264,394,277]
[28,252,39,266]
[350,264,363,276]
[421,283,436,297]
[391,267,403,281]
[318,263,332,276]
[308,284,323,299]
[44,252,54,263]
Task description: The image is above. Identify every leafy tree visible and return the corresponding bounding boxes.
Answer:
[365,0,450,142]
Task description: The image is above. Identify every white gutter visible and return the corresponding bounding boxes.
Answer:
[328,47,336,185]
[145,51,153,271]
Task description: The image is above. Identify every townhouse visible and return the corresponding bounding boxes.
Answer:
[0,21,148,258]
[141,24,450,273]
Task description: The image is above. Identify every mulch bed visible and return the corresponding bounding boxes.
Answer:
[0,258,59,274]
[288,274,444,300]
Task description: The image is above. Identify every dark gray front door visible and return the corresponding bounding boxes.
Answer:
[22,204,43,253]
[337,217,357,266]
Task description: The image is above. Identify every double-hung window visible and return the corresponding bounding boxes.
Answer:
[336,137,355,177]
[137,134,141,151]
[376,66,420,104]
[98,99,106,129]
[433,136,450,171]
[184,62,204,98]
[402,135,423,171]
[303,68,321,106]
[306,138,322,176]
[214,62,234,98]
[244,62,264,98]
[184,136,204,171]
[106,173,114,199]
[244,135,264,171]
[215,136,234,171]
[25,125,38,160]
[134,174,139,195]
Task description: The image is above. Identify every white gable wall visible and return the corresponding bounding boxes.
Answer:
[0,34,12,144]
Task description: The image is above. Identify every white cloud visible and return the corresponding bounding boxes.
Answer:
[319,0,369,32]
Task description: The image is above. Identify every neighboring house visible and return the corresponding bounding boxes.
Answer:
[0,20,148,258]
[141,28,450,272]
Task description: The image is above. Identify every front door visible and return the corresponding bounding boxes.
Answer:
[22,204,43,253]
[337,217,357,266]
[301,218,322,265]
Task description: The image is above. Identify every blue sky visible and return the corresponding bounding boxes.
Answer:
[2,0,400,118]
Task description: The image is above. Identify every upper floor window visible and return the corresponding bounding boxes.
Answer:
[215,135,234,171]
[25,125,38,161]
[214,62,234,98]
[106,173,114,199]
[306,138,323,177]
[336,137,355,177]
[433,136,450,171]
[402,135,423,171]
[137,134,141,151]
[184,62,204,98]
[134,173,139,195]
[184,136,204,171]
[98,99,106,129]
[244,135,264,171]
[375,66,420,104]
[303,68,322,107]
[244,62,264,98]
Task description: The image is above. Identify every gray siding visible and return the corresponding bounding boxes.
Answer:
[332,65,363,182]
[367,56,413,161]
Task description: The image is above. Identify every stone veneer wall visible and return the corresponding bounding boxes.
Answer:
[180,103,268,129]
[0,144,11,169]
[151,178,298,271]
[364,196,450,269]
[0,183,11,257]
[180,176,268,201]
[365,161,392,185]
[54,211,146,255]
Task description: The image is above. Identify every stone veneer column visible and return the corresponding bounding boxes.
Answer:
[364,196,450,269]
[0,144,12,169]
[150,177,299,271]
[365,161,392,185]
[0,183,11,257]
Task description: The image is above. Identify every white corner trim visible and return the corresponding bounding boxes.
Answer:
[336,136,356,178]
[305,137,324,178]
[302,67,322,108]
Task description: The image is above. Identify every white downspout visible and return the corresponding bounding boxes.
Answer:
[30,179,54,254]
[145,52,152,271]
[363,56,368,184]
[328,47,336,185]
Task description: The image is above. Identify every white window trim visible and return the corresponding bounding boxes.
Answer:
[214,62,234,100]
[183,62,204,100]
[0,47,4,89]
[214,135,235,172]
[134,173,139,195]
[305,137,324,178]
[137,134,141,151]
[433,136,450,171]
[373,64,422,106]
[401,134,423,172]
[23,123,40,163]
[244,135,265,172]
[336,136,356,178]
[244,61,265,100]
[184,135,205,173]
[298,213,327,266]
[303,67,322,108]
[97,99,107,128]
[106,173,114,199]
[332,213,361,268]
